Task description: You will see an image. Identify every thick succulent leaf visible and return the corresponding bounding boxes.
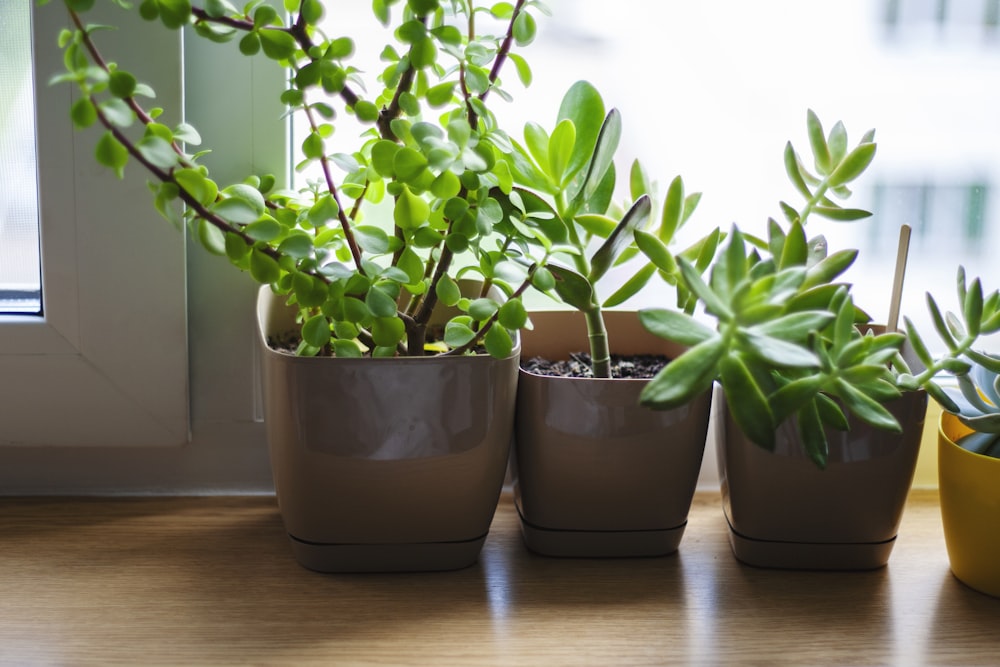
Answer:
[640,337,724,411]
[569,109,622,214]
[720,354,776,450]
[769,375,824,424]
[739,330,821,368]
[834,379,902,432]
[797,399,829,469]
[956,430,1000,455]
[678,257,732,320]
[639,308,716,346]
[828,142,877,187]
[603,263,656,308]
[556,80,607,183]
[548,264,595,312]
[589,195,651,283]
[806,109,831,175]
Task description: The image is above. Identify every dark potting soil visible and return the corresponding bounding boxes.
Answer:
[521,353,669,379]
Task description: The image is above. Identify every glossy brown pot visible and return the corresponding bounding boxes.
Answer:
[513,310,712,557]
[717,387,927,570]
[256,286,518,573]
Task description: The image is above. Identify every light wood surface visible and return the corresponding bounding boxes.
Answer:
[0,490,996,666]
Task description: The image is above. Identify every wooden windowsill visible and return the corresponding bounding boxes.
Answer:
[0,490,995,666]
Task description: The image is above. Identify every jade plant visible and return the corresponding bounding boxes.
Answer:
[638,110,1000,467]
[40,0,602,359]
[498,80,716,378]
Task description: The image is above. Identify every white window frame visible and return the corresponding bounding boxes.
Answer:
[0,3,284,492]
[0,4,188,447]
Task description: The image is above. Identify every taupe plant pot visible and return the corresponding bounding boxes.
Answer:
[256,286,518,573]
[717,387,927,570]
[513,310,712,557]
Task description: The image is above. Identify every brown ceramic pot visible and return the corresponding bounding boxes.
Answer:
[256,286,518,572]
[717,387,927,570]
[513,310,712,557]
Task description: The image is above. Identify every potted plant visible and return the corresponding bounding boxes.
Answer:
[638,110,1000,569]
[925,300,1000,597]
[491,80,719,557]
[43,0,604,571]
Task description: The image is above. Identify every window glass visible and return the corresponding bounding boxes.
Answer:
[0,2,41,314]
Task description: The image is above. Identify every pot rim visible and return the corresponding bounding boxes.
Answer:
[939,411,1000,465]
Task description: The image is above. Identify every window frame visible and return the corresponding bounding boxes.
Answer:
[0,3,283,492]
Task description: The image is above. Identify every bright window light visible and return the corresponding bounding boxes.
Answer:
[0,2,41,315]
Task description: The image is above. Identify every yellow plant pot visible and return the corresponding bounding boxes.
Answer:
[938,412,1000,597]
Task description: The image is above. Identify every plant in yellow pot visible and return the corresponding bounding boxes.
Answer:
[935,352,1000,597]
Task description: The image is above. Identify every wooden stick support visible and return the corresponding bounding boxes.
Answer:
[886,224,912,333]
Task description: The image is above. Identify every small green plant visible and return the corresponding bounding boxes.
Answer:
[637,110,1000,468]
[41,0,602,359]
[903,286,1000,458]
[500,80,715,378]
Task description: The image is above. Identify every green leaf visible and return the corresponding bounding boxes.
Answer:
[302,314,332,348]
[589,195,651,283]
[812,206,872,222]
[393,186,430,228]
[769,376,824,424]
[512,8,536,45]
[372,317,405,347]
[660,176,685,244]
[257,25,296,59]
[640,337,724,410]
[570,109,621,214]
[575,214,617,238]
[797,400,829,469]
[157,0,192,29]
[549,264,595,312]
[197,219,226,256]
[435,275,462,307]
[834,379,902,432]
[109,70,137,98]
[634,230,677,275]
[393,147,428,182]
[801,249,857,289]
[548,119,576,185]
[444,321,476,348]
[828,142,877,187]
[720,354,776,450]
[365,285,398,318]
[239,32,261,55]
[137,135,177,169]
[754,311,835,341]
[783,142,811,200]
[71,98,97,129]
[95,131,128,179]
[964,277,984,338]
[498,298,528,330]
[468,298,499,322]
[245,217,282,242]
[603,263,656,308]
[354,225,390,255]
[249,249,281,284]
[484,325,514,358]
[806,109,831,175]
[557,81,607,187]
[333,339,363,358]
[678,257,732,320]
[739,330,820,368]
[639,308,716,346]
[779,221,808,269]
